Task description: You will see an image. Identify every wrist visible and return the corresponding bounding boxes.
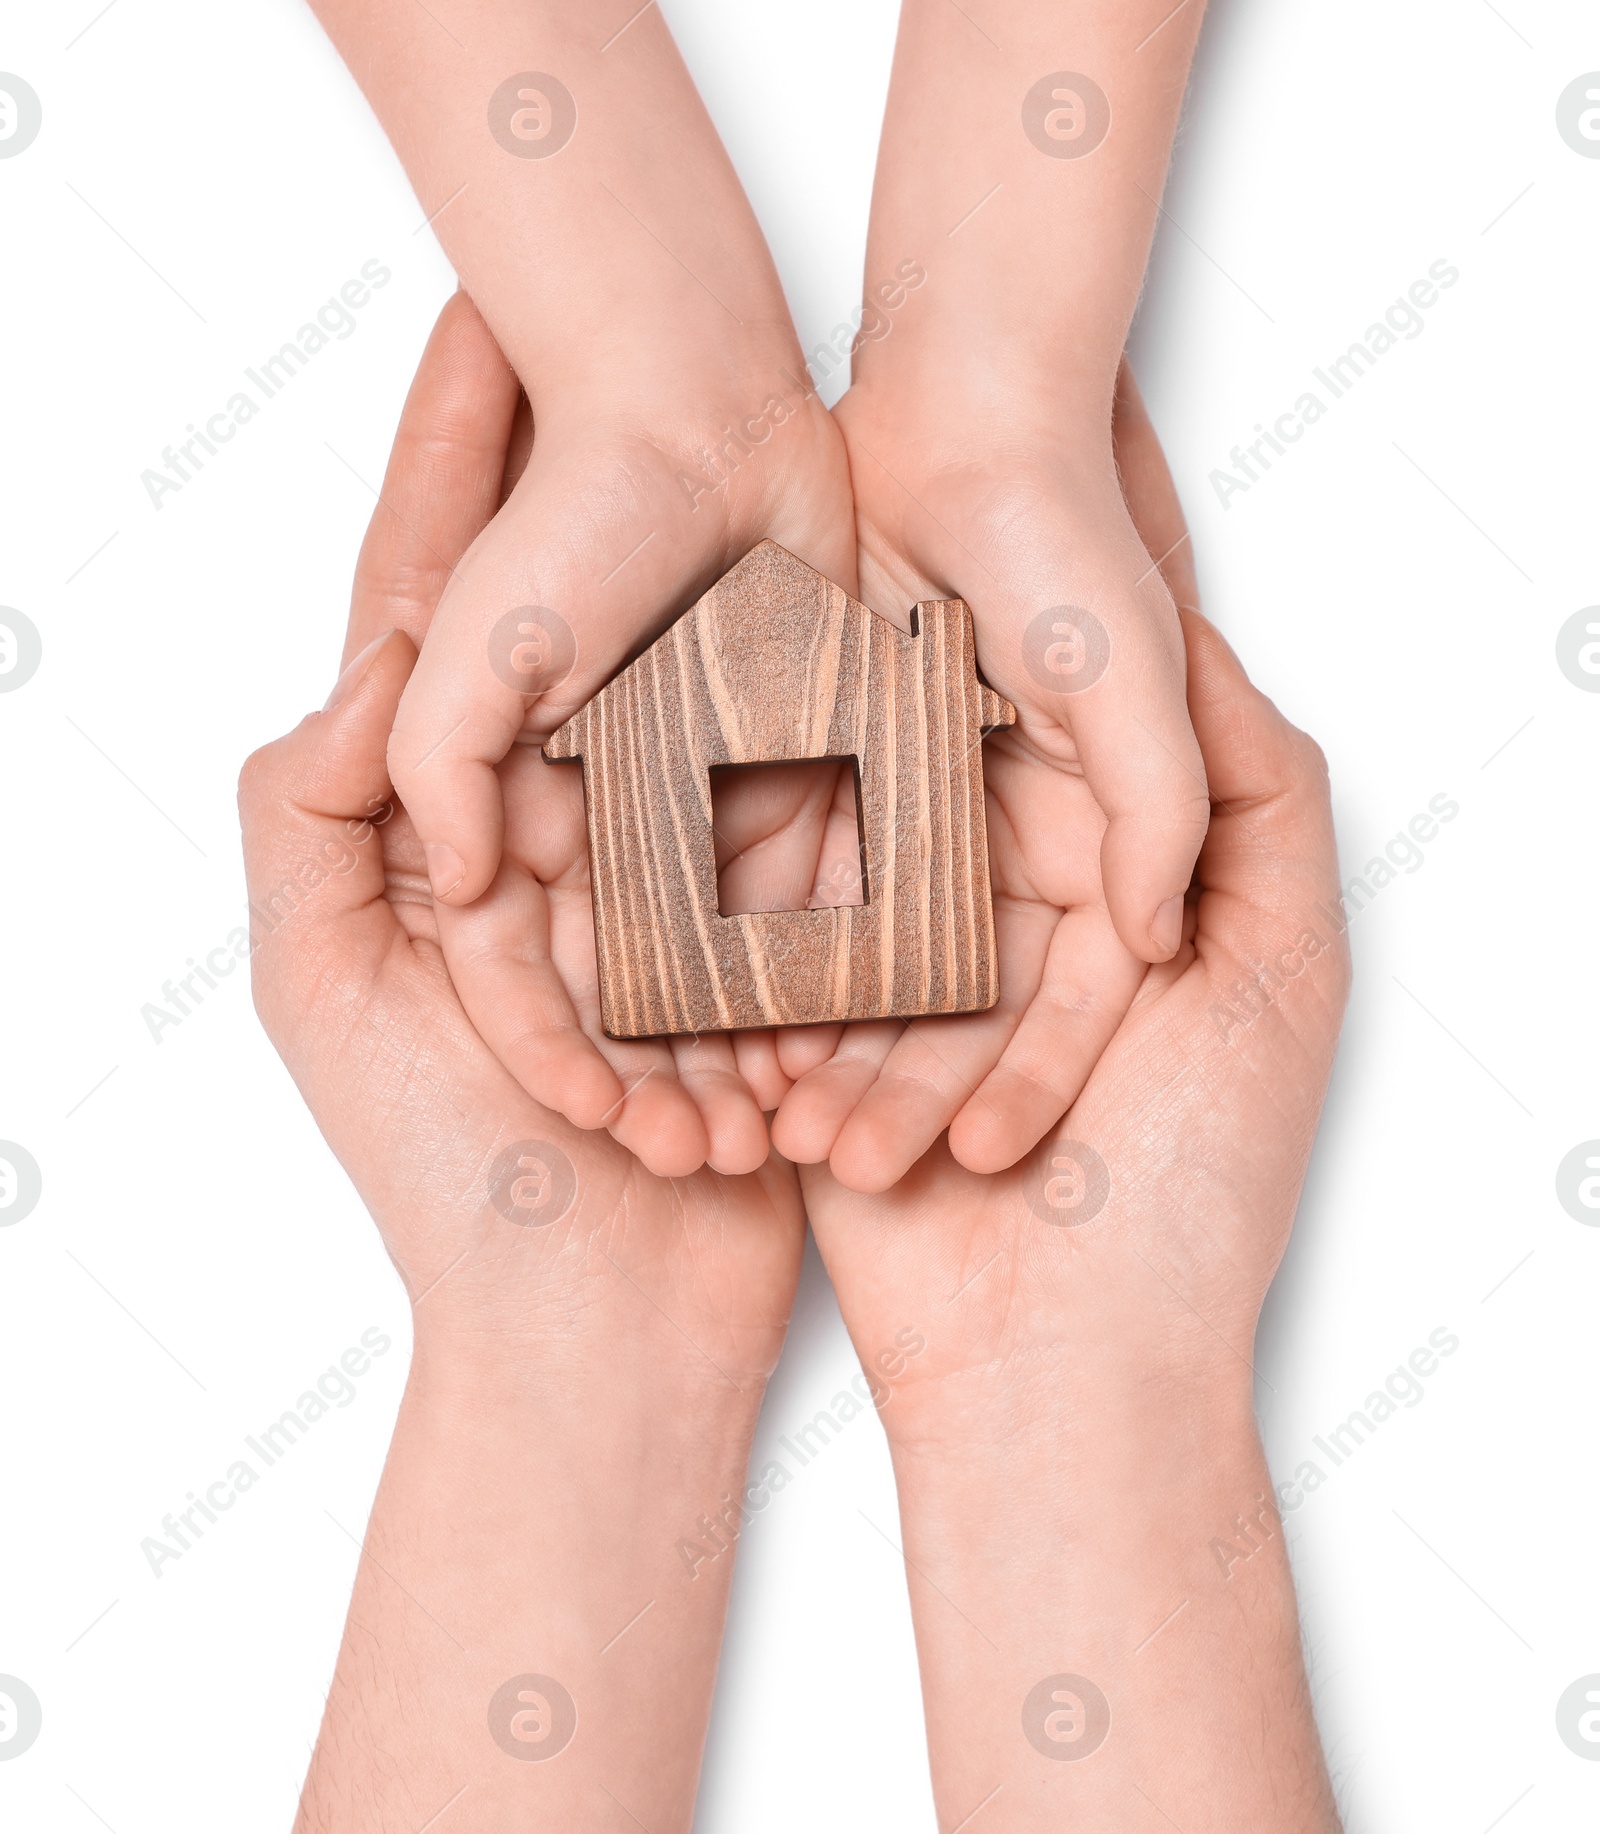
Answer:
[852,340,1119,449]
[301,1286,772,1834]
[890,1368,1273,1650]
[885,1366,1336,1832]
[839,376,1118,519]
[886,1340,1259,1485]
[407,1312,768,1455]
[513,310,811,428]
[509,347,851,546]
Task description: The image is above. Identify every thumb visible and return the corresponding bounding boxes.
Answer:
[239,630,417,1017]
[1183,607,1345,946]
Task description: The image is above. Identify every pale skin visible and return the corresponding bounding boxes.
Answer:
[304,0,1214,1184]
[307,0,855,1173]
[848,0,1215,952]
[800,613,1350,1834]
[244,301,808,1831]
[246,296,1344,1830]
[773,0,1218,1184]
[803,262,1347,1822]
[269,5,1339,1822]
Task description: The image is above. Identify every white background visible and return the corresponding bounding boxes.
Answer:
[1,0,1597,1829]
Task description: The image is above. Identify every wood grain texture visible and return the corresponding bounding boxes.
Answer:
[544,540,1015,1039]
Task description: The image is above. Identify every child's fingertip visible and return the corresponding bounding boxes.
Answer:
[324,630,395,712]
[1150,894,1184,959]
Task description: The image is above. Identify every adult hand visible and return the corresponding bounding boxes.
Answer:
[800,603,1348,1829]
[240,297,807,1828]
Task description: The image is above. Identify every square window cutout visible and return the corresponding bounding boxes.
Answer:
[709,758,868,917]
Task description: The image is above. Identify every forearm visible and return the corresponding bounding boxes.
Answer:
[307,0,801,412]
[858,0,1208,436]
[889,1361,1339,1832]
[296,1328,765,1833]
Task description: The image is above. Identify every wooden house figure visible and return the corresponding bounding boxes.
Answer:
[544,540,1015,1038]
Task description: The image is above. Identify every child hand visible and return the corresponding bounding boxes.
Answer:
[309,0,859,1155]
[770,364,1204,1189]
[326,293,841,1174]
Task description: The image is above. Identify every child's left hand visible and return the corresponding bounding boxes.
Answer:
[766,364,1207,1189]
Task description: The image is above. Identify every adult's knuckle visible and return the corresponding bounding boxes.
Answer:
[1294,730,1333,785]
[236,740,284,819]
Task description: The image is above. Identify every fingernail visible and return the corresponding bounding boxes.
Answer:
[425,842,466,901]
[324,632,393,712]
[1151,894,1184,957]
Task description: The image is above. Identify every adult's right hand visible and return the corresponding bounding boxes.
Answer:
[800,604,1350,1832]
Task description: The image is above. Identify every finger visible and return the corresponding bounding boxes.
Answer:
[449,742,725,1174]
[1086,363,1210,960]
[947,903,1145,1174]
[964,474,1207,967]
[346,292,520,662]
[819,892,1082,1192]
[239,630,417,1010]
[668,1033,771,1174]
[1184,607,1343,930]
[732,1029,794,1113]
[712,758,841,916]
[825,1006,1012,1196]
[433,853,627,1134]
[1112,361,1201,614]
[773,1022,844,1081]
[501,390,534,505]
[812,885,1056,1193]
[435,759,732,1173]
[1038,578,1209,965]
[603,1052,713,1180]
[388,446,720,908]
[769,1022,901,1165]
[806,759,868,910]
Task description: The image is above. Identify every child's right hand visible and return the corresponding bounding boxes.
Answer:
[306,0,870,1164]
[334,292,848,1176]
